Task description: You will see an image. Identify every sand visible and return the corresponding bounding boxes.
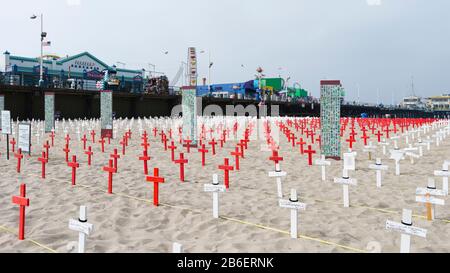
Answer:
[0,117,449,253]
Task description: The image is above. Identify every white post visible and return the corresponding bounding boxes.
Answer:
[212,174,219,219]
[376,159,382,188]
[343,168,349,208]
[321,164,326,181]
[289,189,298,239]
[395,159,400,176]
[443,163,449,195]
[276,163,283,198]
[400,209,412,253]
[173,242,183,253]
[78,206,87,253]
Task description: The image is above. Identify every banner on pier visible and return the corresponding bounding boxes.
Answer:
[44,92,55,133]
[101,90,113,139]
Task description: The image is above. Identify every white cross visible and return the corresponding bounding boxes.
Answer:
[68,206,94,253]
[386,209,427,253]
[204,174,226,219]
[279,189,307,239]
[368,158,388,188]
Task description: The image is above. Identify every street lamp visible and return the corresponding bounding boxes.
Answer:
[200,50,213,92]
[148,63,156,78]
[30,14,48,87]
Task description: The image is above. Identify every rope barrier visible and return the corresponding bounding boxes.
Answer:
[0,224,57,253]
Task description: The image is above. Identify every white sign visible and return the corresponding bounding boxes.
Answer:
[434,170,450,177]
[369,164,388,171]
[415,195,445,206]
[18,123,31,153]
[68,219,94,235]
[386,220,427,238]
[314,159,331,166]
[268,170,287,177]
[334,177,357,186]
[415,187,447,196]
[1,110,11,134]
[278,199,307,210]
[204,184,226,193]
[343,152,356,170]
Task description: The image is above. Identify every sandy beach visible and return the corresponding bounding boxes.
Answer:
[0,117,449,253]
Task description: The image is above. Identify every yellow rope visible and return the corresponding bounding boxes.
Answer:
[0,224,57,253]
[314,199,450,223]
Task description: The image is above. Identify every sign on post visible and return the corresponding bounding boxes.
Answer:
[1,110,11,134]
[18,123,31,154]
[100,90,113,139]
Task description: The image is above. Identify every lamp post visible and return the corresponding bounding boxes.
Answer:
[30,14,47,87]
[200,50,213,94]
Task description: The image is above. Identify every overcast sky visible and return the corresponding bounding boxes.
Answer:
[1,0,449,103]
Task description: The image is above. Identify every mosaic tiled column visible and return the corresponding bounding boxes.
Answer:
[44,92,55,133]
[320,84,342,160]
[0,95,4,131]
[100,90,113,139]
[182,87,198,146]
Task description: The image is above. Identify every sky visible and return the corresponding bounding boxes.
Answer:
[1,0,449,103]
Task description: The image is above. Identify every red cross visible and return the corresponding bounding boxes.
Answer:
[146,168,165,206]
[290,133,297,147]
[198,144,209,167]
[63,144,70,162]
[183,139,192,153]
[12,184,30,240]
[230,146,242,171]
[375,130,383,143]
[241,138,249,150]
[162,134,168,151]
[43,141,50,160]
[346,135,355,150]
[91,130,96,143]
[304,145,316,166]
[168,141,177,162]
[361,133,369,146]
[10,138,16,153]
[103,159,116,194]
[219,158,234,189]
[65,134,71,146]
[237,142,245,158]
[209,139,217,155]
[84,146,93,166]
[269,150,284,167]
[139,149,151,175]
[15,149,24,173]
[38,151,48,179]
[174,153,188,182]
[119,136,126,155]
[49,131,55,147]
[159,131,165,142]
[67,155,80,186]
[384,126,391,139]
[296,137,306,155]
[110,148,121,173]
[141,141,150,152]
[81,134,88,150]
[141,131,148,141]
[98,137,106,153]
[153,127,158,137]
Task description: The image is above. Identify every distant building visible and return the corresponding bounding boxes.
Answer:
[400,96,426,110]
[2,51,145,92]
[427,94,450,111]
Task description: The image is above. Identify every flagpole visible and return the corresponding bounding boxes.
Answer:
[40,14,44,87]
